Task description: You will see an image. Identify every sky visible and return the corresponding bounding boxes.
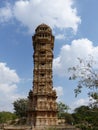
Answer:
[0,0,98,112]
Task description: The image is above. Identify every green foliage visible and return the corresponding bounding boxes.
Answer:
[68,56,98,129]
[64,112,74,125]
[0,111,17,123]
[68,56,98,98]
[72,105,98,130]
[68,56,98,111]
[13,98,28,118]
[57,101,70,119]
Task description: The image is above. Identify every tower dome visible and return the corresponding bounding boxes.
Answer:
[35,23,52,33]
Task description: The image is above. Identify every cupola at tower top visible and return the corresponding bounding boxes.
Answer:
[35,23,52,34]
[33,23,54,50]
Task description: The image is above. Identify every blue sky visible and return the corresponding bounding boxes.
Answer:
[0,0,98,112]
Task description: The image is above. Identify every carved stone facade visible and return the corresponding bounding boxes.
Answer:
[27,24,58,128]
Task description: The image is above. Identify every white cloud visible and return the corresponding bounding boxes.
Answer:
[0,3,13,23]
[0,62,20,84]
[70,97,95,111]
[53,38,98,76]
[55,34,65,40]
[0,62,23,112]
[0,0,81,33]
[54,86,63,101]
[73,98,89,107]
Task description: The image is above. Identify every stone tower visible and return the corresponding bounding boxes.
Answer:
[27,24,58,128]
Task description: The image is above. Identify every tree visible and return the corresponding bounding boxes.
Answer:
[0,111,17,124]
[57,101,70,119]
[68,56,98,106]
[64,112,74,125]
[68,56,98,129]
[72,105,98,130]
[13,98,28,118]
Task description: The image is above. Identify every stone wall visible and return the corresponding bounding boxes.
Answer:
[3,125,81,130]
